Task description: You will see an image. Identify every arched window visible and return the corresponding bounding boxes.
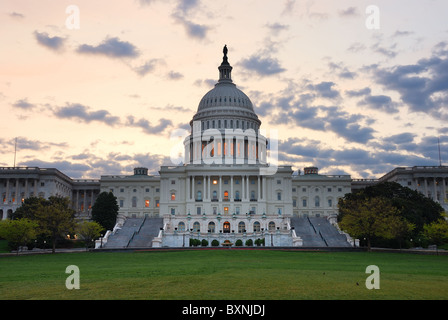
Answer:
[268,221,276,231]
[208,222,215,233]
[193,222,200,232]
[178,222,185,232]
[253,221,261,232]
[223,221,231,233]
[238,221,245,233]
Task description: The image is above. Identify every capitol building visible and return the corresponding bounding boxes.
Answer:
[1,47,447,248]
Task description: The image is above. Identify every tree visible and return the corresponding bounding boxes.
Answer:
[34,196,76,253]
[77,221,104,250]
[423,218,448,252]
[338,197,404,251]
[11,196,45,220]
[92,192,119,231]
[0,219,38,254]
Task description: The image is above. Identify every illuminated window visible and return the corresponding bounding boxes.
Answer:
[145,200,150,208]
[224,207,229,214]
[224,191,229,200]
[213,180,218,185]
[156,199,159,207]
[171,193,176,201]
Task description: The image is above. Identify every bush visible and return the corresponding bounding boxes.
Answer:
[245,239,253,246]
[201,239,209,247]
[235,239,243,247]
[211,239,219,247]
[255,238,265,246]
[189,239,200,247]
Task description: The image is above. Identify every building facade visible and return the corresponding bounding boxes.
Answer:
[1,47,447,247]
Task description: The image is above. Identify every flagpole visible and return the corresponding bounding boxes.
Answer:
[13,137,17,168]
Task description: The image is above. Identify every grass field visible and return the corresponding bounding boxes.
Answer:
[0,249,447,300]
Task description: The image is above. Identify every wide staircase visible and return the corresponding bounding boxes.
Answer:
[290,217,352,247]
[128,217,163,248]
[103,217,163,248]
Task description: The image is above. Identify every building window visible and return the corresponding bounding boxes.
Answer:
[120,188,124,193]
[315,196,320,207]
[120,200,124,208]
[208,222,215,233]
[145,200,150,208]
[224,191,229,200]
[197,207,201,215]
[235,191,240,200]
[145,188,150,192]
[178,222,185,232]
[268,221,276,231]
[238,222,245,233]
[170,208,175,215]
[156,199,159,207]
[224,207,229,214]
[277,208,282,215]
[293,199,297,207]
[328,199,332,207]
[302,199,307,207]
[212,190,217,200]
[171,180,176,185]
[253,221,261,232]
[277,192,282,201]
[132,197,137,208]
[192,222,200,232]
[251,191,256,200]
[171,193,176,201]
[197,191,202,201]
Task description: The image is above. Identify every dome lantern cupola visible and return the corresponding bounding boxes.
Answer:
[218,45,233,83]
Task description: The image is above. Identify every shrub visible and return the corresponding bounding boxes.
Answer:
[245,239,253,246]
[211,239,219,247]
[235,239,243,247]
[201,239,209,247]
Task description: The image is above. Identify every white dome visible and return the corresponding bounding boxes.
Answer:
[191,46,261,128]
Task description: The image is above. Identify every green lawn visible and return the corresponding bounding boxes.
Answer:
[0,250,447,300]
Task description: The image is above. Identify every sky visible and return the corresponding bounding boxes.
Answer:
[1,0,448,179]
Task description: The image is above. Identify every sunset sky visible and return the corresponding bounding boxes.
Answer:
[1,0,448,179]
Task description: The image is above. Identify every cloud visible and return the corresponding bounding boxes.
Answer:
[132,59,161,76]
[167,71,184,80]
[9,137,67,151]
[307,81,340,100]
[54,103,121,126]
[77,37,140,59]
[34,31,66,52]
[9,12,25,19]
[345,87,371,97]
[372,42,448,117]
[339,7,359,17]
[265,23,289,36]
[240,54,286,76]
[126,116,173,134]
[357,94,399,113]
[172,14,210,40]
[12,98,36,110]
